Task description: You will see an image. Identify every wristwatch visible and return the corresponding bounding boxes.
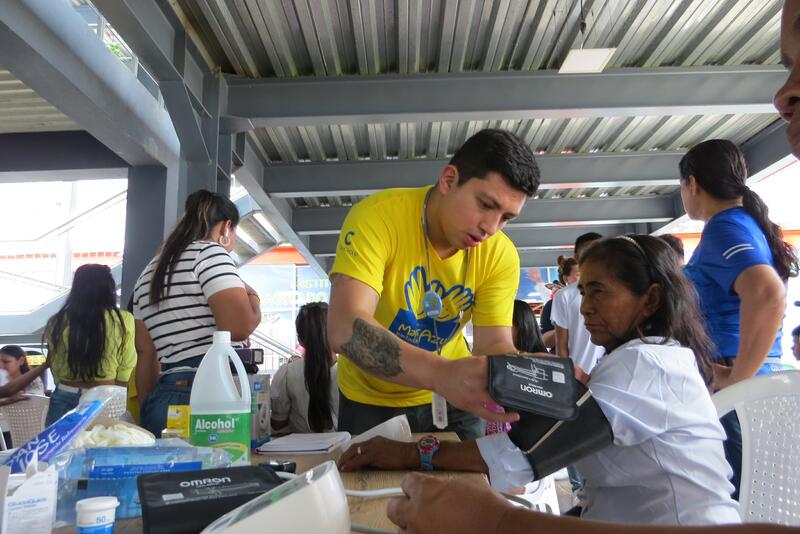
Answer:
[417,434,441,471]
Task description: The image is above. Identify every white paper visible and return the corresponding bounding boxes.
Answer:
[257,432,351,454]
[0,463,57,534]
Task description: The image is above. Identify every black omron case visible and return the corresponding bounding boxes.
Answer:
[488,354,578,420]
[137,465,283,534]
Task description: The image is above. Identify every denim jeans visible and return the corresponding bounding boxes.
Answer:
[337,390,484,441]
[45,387,82,427]
[140,372,196,438]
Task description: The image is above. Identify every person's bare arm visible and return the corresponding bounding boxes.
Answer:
[0,393,28,406]
[134,320,159,407]
[472,326,516,356]
[554,325,569,358]
[208,287,261,341]
[0,364,47,398]
[387,473,790,534]
[495,508,793,534]
[541,330,556,349]
[338,436,487,473]
[716,265,786,389]
[270,418,289,431]
[327,274,518,423]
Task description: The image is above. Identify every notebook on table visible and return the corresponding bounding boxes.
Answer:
[256,432,351,454]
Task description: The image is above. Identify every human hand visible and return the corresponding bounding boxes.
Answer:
[243,282,259,299]
[386,473,512,534]
[338,436,418,472]
[0,393,29,407]
[432,357,519,424]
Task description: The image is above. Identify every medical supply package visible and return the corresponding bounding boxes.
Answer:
[137,465,283,534]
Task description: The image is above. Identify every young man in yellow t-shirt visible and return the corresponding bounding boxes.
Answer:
[327,129,540,439]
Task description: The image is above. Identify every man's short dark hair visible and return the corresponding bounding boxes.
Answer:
[659,234,685,258]
[449,129,540,196]
[575,232,602,257]
[793,324,800,338]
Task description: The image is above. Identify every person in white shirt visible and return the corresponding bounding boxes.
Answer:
[551,232,604,378]
[271,302,339,434]
[340,235,740,529]
[550,232,604,494]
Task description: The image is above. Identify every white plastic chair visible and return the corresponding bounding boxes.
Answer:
[517,475,560,514]
[79,385,128,420]
[712,370,800,525]
[0,394,50,447]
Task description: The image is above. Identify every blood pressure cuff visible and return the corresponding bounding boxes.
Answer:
[506,380,613,480]
[488,354,578,420]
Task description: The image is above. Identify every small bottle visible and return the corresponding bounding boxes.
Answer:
[76,496,119,534]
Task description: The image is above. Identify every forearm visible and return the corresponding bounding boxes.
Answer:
[554,327,569,358]
[135,350,159,405]
[270,418,289,431]
[384,439,487,473]
[0,365,46,397]
[731,292,785,383]
[541,330,555,349]
[476,342,517,356]
[334,313,443,391]
[433,440,488,473]
[496,510,796,534]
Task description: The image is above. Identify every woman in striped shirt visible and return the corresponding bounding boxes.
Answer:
[133,190,262,436]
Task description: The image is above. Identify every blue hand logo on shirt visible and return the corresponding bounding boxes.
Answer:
[388,266,474,352]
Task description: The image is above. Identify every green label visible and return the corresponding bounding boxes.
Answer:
[190,412,251,465]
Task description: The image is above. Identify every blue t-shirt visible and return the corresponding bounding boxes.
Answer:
[685,207,782,359]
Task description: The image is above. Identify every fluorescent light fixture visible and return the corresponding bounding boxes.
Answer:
[558,48,616,74]
[235,227,259,251]
[253,212,282,242]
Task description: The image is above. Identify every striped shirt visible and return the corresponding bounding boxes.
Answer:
[133,241,244,372]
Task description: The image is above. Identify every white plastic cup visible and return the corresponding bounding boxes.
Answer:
[76,496,119,534]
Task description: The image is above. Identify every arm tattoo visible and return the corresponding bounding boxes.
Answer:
[340,318,403,378]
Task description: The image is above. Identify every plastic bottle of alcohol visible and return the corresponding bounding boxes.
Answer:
[190,331,252,465]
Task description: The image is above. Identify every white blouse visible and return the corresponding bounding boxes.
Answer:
[476,338,741,525]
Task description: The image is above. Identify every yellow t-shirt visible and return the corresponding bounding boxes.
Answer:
[49,309,137,383]
[331,186,520,407]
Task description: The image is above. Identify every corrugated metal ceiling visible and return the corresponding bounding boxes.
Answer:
[173,0,782,78]
[0,70,78,134]
[170,0,783,206]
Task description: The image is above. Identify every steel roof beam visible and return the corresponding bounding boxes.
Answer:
[264,151,683,198]
[0,131,127,179]
[92,0,213,164]
[234,137,327,277]
[309,224,635,257]
[0,0,179,166]
[223,66,783,131]
[294,196,675,236]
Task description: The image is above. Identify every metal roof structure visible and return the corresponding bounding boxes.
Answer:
[1,0,794,275]
[160,0,789,270]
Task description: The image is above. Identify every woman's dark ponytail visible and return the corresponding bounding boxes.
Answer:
[149,190,240,303]
[741,187,797,281]
[296,302,334,433]
[679,139,797,281]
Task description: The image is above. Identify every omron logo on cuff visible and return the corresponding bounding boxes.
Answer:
[488,354,579,421]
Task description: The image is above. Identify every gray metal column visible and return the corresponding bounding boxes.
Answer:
[122,165,169,304]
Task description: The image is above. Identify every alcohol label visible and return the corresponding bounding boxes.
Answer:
[190,412,251,465]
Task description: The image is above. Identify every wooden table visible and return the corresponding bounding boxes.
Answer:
[56,433,487,533]
[255,433,487,532]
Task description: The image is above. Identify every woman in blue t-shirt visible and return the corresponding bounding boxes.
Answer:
[679,138,798,499]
